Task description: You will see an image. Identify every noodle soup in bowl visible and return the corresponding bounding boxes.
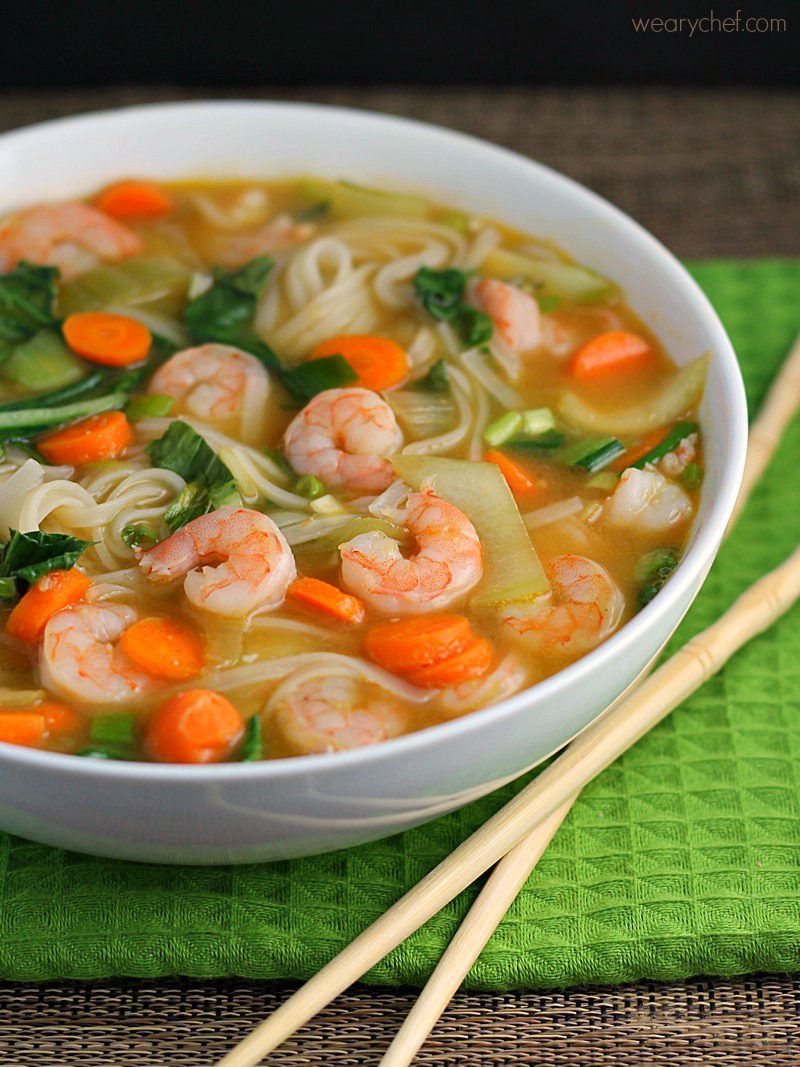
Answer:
[0,103,745,863]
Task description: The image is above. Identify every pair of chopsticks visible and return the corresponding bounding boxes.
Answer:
[218,334,800,1067]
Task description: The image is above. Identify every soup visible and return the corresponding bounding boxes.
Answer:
[0,177,706,763]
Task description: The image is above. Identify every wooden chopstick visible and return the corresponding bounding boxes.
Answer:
[216,539,800,1066]
[377,333,800,1066]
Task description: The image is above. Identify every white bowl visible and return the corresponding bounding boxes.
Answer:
[0,102,747,864]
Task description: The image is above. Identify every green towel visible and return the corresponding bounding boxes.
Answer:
[1,260,799,988]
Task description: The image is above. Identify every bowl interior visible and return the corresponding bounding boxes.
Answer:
[0,101,747,780]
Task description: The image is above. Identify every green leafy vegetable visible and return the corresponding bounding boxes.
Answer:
[0,262,60,363]
[505,430,565,453]
[120,524,158,549]
[58,256,190,318]
[147,421,241,532]
[636,548,680,609]
[413,268,493,347]
[295,200,330,222]
[240,715,263,761]
[483,248,618,304]
[281,354,358,402]
[0,394,127,442]
[184,256,281,374]
[630,421,699,470]
[91,713,136,747]
[408,359,450,393]
[535,294,562,313]
[0,529,91,598]
[297,179,431,220]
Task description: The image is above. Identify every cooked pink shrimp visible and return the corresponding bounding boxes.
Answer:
[659,432,698,479]
[472,278,542,352]
[283,386,403,494]
[148,344,270,425]
[604,467,692,533]
[40,603,154,705]
[216,214,313,266]
[340,489,482,614]
[501,554,624,656]
[0,202,143,279]
[270,673,408,755]
[436,654,528,718]
[138,506,296,617]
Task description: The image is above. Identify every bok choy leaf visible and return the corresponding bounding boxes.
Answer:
[0,529,91,598]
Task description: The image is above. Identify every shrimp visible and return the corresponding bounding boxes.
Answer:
[138,506,296,617]
[471,278,542,353]
[216,214,313,266]
[340,489,482,614]
[40,602,154,705]
[148,344,270,427]
[435,654,528,718]
[0,202,143,280]
[283,386,403,494]
[269,672,408,755]
[604,467,692,533]
[659,432,698,479]
[501,554,624,656]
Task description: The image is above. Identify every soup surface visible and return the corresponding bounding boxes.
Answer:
[0,177,706,762]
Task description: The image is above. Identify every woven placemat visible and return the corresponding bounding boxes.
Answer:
[4,976,800,1066]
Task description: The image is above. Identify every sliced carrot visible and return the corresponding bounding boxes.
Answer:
[145,689,244,764]
[119,617,205,681]
[63,311,151,367]
[0,712,46,747]
[569,330,653,380]
[312,335,409,391]
[288,577,365,625]
[611,425,671,472]
[365,614,473,673]
[484,449,540,497]
[39,701,82,735]
[407,636,494,688]
[96,180,174,219]
[6,569,92,644]
[38,411,133,466]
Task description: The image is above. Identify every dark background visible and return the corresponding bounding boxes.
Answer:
[1,0,795,88]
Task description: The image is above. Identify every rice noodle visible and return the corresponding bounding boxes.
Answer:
[459,347,523,409]
[460,225,501,270]
[187,187,271,231]
[401,364,472,456]
[523,496,584,529]
[202,652,432,704]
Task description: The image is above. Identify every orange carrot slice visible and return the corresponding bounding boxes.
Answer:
[37,411,133,466]
[96,180,173,219]
[287,577,365,625]
[364,614,473,673]
[6,569,92,644]
[145,689,244,764]
[407,636,494,688]
[312,335,408,391]
[119,617,205,681]
[63,311,151,367]
[569,330,653,380]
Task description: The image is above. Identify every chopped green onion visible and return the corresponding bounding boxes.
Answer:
[535,294,562,313]
[505,430,565,452]
[521,408,555,436]
[3,330,85,391]
[294,474,326,500]
[125,394,175,420]
[559,435,624,472]
[90,713,136,747]
[681,462,704,490]
[281,355,359,402]
[585,471,619,491]
[636,548,680,609]
[240,715,263,761]
[121,524,158,549]
[630,421,698,469]
[483,411,523,447]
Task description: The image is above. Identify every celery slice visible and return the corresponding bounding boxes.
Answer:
[58,256,191,317]
[3,330,85,391]
[391,454,549,608]
[559,354,709,437]
[297,178,432,219]
[482,247,618,304]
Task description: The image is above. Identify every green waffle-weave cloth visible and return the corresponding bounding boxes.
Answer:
[1,259,799,988]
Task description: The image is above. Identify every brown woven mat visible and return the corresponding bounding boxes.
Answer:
[0,85,798,1064]
[4,976,800,1066]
